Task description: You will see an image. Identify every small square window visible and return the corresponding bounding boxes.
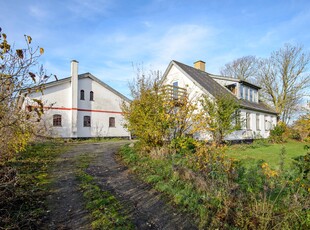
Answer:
[109,117,115,127]
[53,114,62,127]
[84,116,91,127]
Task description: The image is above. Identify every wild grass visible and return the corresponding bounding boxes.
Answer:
[119,141,310,229]
[0,141,68,229]
[75,154,134,230]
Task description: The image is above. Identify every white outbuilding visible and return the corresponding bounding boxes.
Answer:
[25,60,130,138]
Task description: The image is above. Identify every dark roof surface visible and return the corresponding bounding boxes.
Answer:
[172,60,277,115]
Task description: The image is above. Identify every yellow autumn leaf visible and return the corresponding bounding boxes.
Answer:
[27,35,32,44]
[40,47,44,55]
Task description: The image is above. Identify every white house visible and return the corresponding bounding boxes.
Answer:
[24,60,130,138]
[162,60,278,141]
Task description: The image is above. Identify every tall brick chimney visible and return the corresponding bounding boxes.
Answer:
[194,60,205,72]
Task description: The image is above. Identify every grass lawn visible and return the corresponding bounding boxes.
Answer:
[226,139,308,169]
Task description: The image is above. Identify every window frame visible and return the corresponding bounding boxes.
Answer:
[109,117,115,128]
[246,112,251,130]
[250,89,253,102]
[83,116,91,127]
[90,91,94,101]
[265,115,270,131]
[172,81,178,100]
[80,90,85,100]
[53,114,62,127]
[256,113,260,130]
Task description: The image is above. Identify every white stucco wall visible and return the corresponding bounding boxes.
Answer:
[26,74,130,138]
[163,63,277,141]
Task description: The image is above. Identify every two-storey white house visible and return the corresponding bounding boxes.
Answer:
[162,60,277,141]
[24,60,130,138]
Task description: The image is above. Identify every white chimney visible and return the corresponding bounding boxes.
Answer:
[71,60,78,136]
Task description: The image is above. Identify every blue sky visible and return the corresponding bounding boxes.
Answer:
[1,0,310,97]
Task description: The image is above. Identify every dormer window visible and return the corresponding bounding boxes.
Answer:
[250,89,253,102]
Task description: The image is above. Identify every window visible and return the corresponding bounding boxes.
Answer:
[80,90,85,100]
[109,117,115,127]
[265,116,270,130]
[53,114,62,127]
[90,91,94,101]
[253,90,256,102]
[245,87,248,100]
[256,114,260,130]
[83,116,91,127]
[173,81,178,100]
[240,85,243,99]
[250,89,253,102]
[246,113,251,130]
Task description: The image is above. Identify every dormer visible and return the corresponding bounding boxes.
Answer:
[238,81,261,103]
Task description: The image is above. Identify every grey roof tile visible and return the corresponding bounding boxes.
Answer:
[172,60,277,115]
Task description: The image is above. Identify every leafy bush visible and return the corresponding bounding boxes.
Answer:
[270,121,287,143]
[170,136,197,154]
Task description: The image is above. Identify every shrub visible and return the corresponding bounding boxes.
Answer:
[170,136,197,155]
[269,121,287,143]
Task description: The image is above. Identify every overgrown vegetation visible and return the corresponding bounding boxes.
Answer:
[76,154,134,229]
[0,141,66,229]
[120,141,310,229]
[120,65,310,228]
[200,94,240,145]
[0,28,48,163]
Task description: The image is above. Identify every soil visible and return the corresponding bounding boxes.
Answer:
[43,141,197,230]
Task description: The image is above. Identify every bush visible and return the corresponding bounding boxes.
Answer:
[270,122,287,143]
[170,136,197,155]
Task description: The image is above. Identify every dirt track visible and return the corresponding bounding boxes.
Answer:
[43,141,197,229]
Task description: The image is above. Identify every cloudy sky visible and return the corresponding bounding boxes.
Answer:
[1,0,310,97]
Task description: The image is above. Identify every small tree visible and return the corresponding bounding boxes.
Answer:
[122,66,200,150]
[122,68,169,149]
[0,28,47,163]
[200,94,240,145]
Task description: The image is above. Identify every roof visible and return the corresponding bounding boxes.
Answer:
[209,74,261,89]
[165,60,277,115]
[38,73,131,102]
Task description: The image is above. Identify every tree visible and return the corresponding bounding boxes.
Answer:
[0,28,47,162]
[122,66,199,150]
[122,67,169,149]
[257,44,310,123]
[200,95,240,145]
[220,56,258,81]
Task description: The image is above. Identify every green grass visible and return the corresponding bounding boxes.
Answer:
[0,141,68,229]
[76,154,134,230]
[226,139,308,169]
[119,142,310,229]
